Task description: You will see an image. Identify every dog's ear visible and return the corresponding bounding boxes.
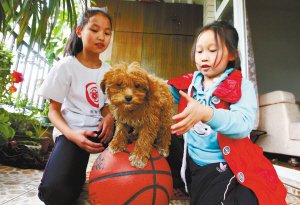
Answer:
[100,74,107,94]
[147,76,155,93]
[145,73,159,102]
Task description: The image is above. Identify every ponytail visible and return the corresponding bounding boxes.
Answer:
[63,27,83,56]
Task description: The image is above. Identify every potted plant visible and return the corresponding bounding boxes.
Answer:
[0,36,51,169]
[8,96,52,148]
[0,110,51,169]
[9,112,41,146]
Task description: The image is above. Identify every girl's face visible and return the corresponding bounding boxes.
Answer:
[195,29,235,80]
[76,13,112,55]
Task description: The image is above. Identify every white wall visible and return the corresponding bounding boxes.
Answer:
[203,0,215,25]
[247,0,300,101]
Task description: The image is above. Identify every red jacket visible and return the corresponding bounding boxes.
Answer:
[168,70,287,205]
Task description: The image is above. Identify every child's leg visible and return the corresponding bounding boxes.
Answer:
[188,158,258,205]
[222,183,258,205]
[38,135,90,205]
[166,135,185,189]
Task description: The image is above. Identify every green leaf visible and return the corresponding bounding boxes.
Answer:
[0,109,15,143]
[1,0,89,51]
[16,2,33,48]
[29,13,37,48]
[45,1,60,48]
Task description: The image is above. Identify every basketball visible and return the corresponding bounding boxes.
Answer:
[88,143,173,205]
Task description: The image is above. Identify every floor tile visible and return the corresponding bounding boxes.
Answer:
[1,153,299,205]
[286,193,300,205]
[0,184,36,204]
[2,188,43,205]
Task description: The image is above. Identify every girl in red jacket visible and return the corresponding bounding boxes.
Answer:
[168,21,286,205]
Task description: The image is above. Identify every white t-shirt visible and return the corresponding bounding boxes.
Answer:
[39,56,111,139]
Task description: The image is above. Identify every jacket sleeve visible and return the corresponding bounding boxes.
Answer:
[167,73,193,113]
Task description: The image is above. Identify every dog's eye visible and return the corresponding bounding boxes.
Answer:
[116,82,122,87]
[134,83,140,88]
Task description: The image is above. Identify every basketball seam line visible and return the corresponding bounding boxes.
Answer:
[89,170,172,184]
[124,184,171,205]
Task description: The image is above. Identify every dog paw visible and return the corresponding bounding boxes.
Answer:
[158,148,169,157]
[129,154,148,168]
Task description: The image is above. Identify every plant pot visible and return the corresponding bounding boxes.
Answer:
[0,141,46,169]
[39,136,52,154]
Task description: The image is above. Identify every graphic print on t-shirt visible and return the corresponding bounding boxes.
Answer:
[86,82,99,108]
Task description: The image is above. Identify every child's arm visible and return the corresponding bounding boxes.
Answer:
[48,99,105,153]
[171,90,213,135]
[98,104,114,143]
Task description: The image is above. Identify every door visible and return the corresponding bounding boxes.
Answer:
[215,0,248,78]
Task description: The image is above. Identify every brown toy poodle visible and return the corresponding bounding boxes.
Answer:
[100,62,174,168]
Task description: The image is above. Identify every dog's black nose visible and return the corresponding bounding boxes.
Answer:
[125,96,132,102]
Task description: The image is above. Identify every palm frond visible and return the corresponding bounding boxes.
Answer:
[0,0,89,51]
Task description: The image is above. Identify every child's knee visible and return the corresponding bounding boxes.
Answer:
[38,183,81,205]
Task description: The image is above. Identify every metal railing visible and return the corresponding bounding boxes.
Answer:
[1,31,52,109]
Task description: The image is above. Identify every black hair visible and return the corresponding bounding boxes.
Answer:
[63,7,112,57]
[191,20,241,70]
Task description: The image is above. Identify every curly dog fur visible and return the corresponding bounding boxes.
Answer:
[100,62,174,168]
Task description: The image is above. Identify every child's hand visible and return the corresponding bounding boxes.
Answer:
[97,113,114,144]
[70,130,106,153]
[171,90,213,135]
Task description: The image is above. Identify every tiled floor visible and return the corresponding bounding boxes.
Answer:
[0,154,189,205]
[0,154,299,205]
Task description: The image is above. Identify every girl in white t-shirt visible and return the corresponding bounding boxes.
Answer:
[38,7,114,205]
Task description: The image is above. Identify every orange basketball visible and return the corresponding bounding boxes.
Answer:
[88,143,173,205]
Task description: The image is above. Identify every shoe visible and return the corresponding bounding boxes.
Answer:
[171,187,190,200]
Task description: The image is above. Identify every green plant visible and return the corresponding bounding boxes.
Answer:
[41,101,50,117]
[0,0,93,51]
[0,106,51,153]
[12,95,40,116]
[45,10,70,64]
[0,108,15,146]
[9,112,42,140]
[36,100,51,126]
[0,43,13,103]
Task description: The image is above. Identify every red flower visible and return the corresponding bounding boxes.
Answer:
[11,71,24,83]
[9,85,17,93]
